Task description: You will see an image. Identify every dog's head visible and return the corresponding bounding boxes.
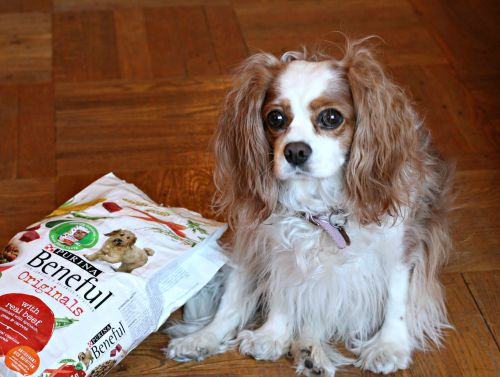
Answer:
[104,229,137,247]
[78,350,91,361]
[214,37,421,228]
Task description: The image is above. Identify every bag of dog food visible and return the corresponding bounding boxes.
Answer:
[0,173,227,377]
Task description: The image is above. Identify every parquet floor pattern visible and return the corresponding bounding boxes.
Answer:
[0,1,498,376]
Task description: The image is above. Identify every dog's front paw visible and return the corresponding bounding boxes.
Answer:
[292,345,328,377]
[290,340,351,377]
[355,335,411,374]
[237,329,289,361]
[164,331,227,362]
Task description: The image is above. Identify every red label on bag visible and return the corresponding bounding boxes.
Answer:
[0,293,55,355]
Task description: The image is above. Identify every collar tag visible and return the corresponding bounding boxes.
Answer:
[311,216,351,249]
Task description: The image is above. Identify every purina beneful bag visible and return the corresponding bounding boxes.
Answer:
[0,173,227,377]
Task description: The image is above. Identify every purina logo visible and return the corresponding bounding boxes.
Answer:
[88,323,112,347]
[49,222,99,251]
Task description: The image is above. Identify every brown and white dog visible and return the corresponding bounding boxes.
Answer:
[78,349,93,370]
[166,38,453,376]
[84,229,154,273]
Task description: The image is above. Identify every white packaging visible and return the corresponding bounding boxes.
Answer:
[0,173,226,377]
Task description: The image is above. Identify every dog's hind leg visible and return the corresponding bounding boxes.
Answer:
[165,266,258,361]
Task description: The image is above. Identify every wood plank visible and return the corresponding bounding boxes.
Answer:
[234,0,447,67]
[143,7,186,78]
[0,85,19,180]
[156,166,217,219]
[463,271,500,344]
[53,10,120,81]
[468,75,500,121]
[441,273,500,377]
[17,83,55,178]
[409,0,500,144]
[53,0,230,13]
[445,167,500,273]
[55,78,230,175]
[454,170,500,209]
[114,8,153,80]
[205,4,248,73]
[0,12,51,83]
[53,11,88,81]
[0,0,52,13]
[454,152,500,172]
[447,207,500,273]
[173,6,220,76]
[409,0,500,79]
[391,65,498,155]
[0,178,55,246]
[0,83,54,179]
[82,10,120,81]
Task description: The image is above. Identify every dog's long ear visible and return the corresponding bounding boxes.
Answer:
[105,229,120,237]
[213,53,281,229]
[343,39,421,224]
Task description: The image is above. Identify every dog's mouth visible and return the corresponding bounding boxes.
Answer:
[292,167,312,177]
[282,166,315,180]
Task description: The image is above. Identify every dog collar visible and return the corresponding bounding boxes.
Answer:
[298,210,351,249]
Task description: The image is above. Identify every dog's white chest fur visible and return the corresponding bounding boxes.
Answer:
[260,213,406,341]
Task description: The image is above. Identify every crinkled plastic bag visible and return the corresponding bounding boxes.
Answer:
[0,173,227,377]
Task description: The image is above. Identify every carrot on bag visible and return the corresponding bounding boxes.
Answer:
[128,207,187,238]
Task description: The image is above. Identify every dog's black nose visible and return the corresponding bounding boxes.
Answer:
[113,238,123,245]
[284,142,312,166]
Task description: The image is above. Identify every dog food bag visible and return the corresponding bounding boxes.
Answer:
[0,173,227,377]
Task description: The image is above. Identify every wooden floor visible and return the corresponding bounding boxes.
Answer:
[0,0,499,376]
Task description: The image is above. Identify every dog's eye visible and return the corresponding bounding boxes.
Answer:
[318,108,343,129]
[120,233,124,236]
[266,110,287,130]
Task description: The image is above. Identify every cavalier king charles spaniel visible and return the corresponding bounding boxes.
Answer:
[166,37,453,376]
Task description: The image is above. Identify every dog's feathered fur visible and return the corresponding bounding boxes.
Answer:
[166,38,453,376]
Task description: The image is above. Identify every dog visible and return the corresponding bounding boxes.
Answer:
[166,37,453,376]
[84,229,154,273]
[78,349,93,370]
